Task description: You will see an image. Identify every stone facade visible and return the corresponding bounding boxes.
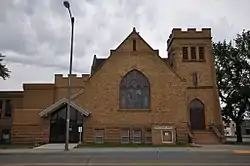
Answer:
[0,27,224,145]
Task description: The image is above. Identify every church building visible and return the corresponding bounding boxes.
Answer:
[0,27,224,145]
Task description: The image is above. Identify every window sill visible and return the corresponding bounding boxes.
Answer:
[118,109,151,112]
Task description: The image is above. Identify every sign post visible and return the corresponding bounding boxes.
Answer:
[78,126,82,144]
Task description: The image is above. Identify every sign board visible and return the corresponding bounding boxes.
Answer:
[154,125,173,130]
[161,130,173,143]
[78,126,82,133]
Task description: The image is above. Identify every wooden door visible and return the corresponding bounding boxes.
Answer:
[189,99,205,130]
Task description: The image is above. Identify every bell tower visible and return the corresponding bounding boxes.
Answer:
[167,28,223,130]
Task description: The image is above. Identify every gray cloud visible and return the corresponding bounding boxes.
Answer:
[0,0,250,90]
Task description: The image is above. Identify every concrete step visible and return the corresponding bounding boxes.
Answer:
[193,131,221,144]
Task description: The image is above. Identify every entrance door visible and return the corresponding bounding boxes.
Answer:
[69,109,84,143]
[49,105,83,143]
[50,106,66,143]
[189,99,205,130]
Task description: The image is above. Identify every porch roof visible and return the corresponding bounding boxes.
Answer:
[39,98,91,117]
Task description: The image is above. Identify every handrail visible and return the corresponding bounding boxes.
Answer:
[209,124,225,143]
[186,123,195,143]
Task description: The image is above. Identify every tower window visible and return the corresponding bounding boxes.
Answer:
[182,47,188,60]
[199,47,205,60]
[192,72,198,86]
[133,40,136,51]
[191,47,196,60]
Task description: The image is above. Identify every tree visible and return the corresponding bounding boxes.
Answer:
[213,29,250,143]
[0,53,10,80]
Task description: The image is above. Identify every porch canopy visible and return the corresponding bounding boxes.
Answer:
[39,98,91,118]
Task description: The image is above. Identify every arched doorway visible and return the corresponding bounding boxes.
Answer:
[49,105,84,143]
[189,99,205,130]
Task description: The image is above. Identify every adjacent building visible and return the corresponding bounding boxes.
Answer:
[224,120,250,136]
[0,92,22,144]
[0,27,224,145]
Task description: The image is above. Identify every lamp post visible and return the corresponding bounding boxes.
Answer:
[63,0,75,151]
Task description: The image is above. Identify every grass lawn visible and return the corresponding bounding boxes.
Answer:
[225,141,250,145]
[76,142,198,148]
[0,144,34,149]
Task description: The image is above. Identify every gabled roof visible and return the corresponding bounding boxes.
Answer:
[88,27,185,82]
[39,98,91,117]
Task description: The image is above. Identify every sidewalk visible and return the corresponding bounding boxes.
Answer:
[0,144,250,154]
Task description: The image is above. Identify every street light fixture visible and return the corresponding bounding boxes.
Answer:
[63,0,75,151]
[63,1,70,9]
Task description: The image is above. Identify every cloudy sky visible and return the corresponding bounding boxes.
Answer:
[0,0,249,91]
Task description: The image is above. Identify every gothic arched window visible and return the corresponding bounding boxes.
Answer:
[120,70,150,109]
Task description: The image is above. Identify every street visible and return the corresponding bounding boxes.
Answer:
[0,150,250,166]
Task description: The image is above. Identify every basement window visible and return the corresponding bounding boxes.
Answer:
[133,129,142,144]
[94,129,105,144]
[121,129,130,144]
[145,129,152,144]
[1,129,11,143]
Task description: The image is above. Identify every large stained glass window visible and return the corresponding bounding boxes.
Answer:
[120,70,150,109]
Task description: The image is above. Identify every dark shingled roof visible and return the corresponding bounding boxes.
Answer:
[91,57,106,75]
[91,57,169,75]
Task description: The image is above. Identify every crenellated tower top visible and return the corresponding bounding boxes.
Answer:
[167,28,211,50]
[54,74,89,87]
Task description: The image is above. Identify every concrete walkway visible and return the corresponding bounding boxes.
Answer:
[0,144,249,154]
[33,143,78,150]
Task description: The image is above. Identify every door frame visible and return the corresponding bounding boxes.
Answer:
[189,98,206,131]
